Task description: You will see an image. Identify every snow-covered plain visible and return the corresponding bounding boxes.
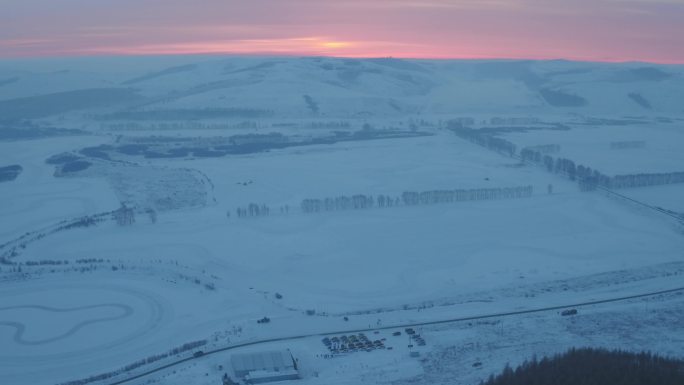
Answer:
[0,56,683,385]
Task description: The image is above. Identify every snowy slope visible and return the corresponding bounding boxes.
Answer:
[1,57,683,120]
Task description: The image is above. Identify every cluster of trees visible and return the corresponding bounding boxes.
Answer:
[481,348,684,385]
[401,187,533,206]
[0,164,22,182]
[58,160,92,174]
[46,152,83,165]
[449,124,517,157]
[58,340,207,385]
[235,203,271,218]
[113,205,135,226]
[303,94,319,113]
[301,194,376,213]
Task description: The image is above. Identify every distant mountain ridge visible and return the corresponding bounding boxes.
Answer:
[0,57,681,119]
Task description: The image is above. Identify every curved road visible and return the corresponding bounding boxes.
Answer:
[101,285,684,385]
[0,304,133,345]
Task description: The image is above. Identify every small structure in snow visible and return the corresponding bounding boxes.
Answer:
[231,350,299,384]
[561,309,578,316]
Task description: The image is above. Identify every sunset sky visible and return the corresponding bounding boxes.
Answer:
[1,0,683,63]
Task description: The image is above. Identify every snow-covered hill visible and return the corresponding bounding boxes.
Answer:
[1,57,682,120]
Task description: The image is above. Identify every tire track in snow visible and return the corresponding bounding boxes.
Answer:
[0,304,133,345]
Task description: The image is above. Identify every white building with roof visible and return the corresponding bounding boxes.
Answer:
[231,350,299,384]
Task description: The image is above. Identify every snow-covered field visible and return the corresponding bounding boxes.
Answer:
[620,184,684,213]
[1,56,683,385]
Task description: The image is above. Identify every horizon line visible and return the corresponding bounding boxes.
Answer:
[1,51,682,66]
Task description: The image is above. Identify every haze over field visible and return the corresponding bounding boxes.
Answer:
[1,2,683,385]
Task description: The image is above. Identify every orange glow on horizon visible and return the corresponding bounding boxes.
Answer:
[1,0,683,64]
[6,36,678,65]
[320,41,353,49]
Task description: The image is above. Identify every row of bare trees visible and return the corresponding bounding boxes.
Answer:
[401,186,533,205]
[449,123,517,157]
[301,194,376,213]
[609,172,684,189]
[235,203,271,217]
[299,186,534,214]
[522,147,684,191]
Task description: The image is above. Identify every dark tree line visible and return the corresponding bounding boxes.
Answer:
[377,194,400,208]
[523,147,684,191]
[75,258,105,264]
[609,172,684,189]
[300,186,533,214]
[0,210,118,264]
[235,203,271,218]
[401,186,533,206]
[449,123,517,157]
[300,195,367,213]
[481,347,684,385]
[229,204,289,219]
[58,215,99,230]
[523,148,611,191]
[301,194,375,213]
[25,260,69,266]
[58,340,208,385]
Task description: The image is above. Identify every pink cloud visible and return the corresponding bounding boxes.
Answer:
[0,0,682,63]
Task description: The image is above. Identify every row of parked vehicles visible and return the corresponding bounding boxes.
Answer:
[322,333,386,353]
